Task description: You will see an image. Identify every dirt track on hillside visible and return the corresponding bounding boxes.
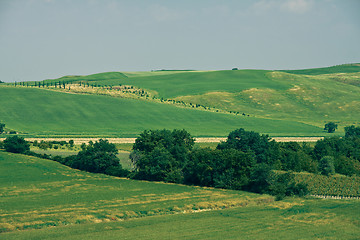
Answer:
[1,137,324,144]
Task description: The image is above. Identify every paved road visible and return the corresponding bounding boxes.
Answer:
[1,137,324,144]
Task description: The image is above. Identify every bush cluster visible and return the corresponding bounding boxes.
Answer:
[130,126,360,199]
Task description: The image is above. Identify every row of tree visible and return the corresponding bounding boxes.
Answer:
[1,126,359,200]
[129,127,360,199]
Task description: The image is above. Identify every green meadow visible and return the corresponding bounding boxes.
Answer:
[0,86,323,137]
[1,151,360,239]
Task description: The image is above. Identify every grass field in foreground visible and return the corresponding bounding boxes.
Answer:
[0,86,324,137]
[0,151,273,233]
[3,199,360,240]
[1,151,359,239]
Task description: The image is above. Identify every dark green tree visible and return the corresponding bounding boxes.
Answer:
[131,129,195,183]
[68,139,126,176]
[319,156,335,176]
[279,142,317,173]
[345,125,360,138]
[212,149,255,190]
[183,148,216,186]
[0,122,5,134]
[69,140,74,148]
[3,136,30,154]
[216,128,279,165]
[324,122,338,133]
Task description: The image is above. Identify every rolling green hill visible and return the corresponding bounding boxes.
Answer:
[0,86,322,137]
[3,63,360,136]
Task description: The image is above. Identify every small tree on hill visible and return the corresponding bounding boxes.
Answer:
[324,122,337,133]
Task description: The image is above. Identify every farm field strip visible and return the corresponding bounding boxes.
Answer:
[0,137,324,144]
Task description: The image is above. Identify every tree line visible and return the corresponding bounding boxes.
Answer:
[1,126,359,200]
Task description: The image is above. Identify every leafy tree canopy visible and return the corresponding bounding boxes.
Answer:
[324,122,338,133]
[3,136,30,154]
[131,129,195,182]
[216,128,276,165]
[68,139,123,175]
[345,125,360,138]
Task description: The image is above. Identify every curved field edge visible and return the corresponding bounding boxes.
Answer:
[0,87,323,137]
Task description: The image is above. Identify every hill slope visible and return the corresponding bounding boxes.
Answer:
[0,86,322,137]
[36,64,360,128]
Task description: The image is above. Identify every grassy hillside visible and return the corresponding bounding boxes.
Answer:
[1,152,360,239]
[0,86,323,137]
[176,71,360,127]
[30,64,360,129]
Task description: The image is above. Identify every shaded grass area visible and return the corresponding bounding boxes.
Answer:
[0,86,323,137]
[0,151,273,233]
[3,198,360,240]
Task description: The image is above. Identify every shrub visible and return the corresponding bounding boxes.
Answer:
[3,136,30,154]
[67,139,125,175]
[324,122,338,133]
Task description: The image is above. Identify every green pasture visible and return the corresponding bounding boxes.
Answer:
[1,151,359,239]
[3,200,360,240]
[0,86,323,137]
